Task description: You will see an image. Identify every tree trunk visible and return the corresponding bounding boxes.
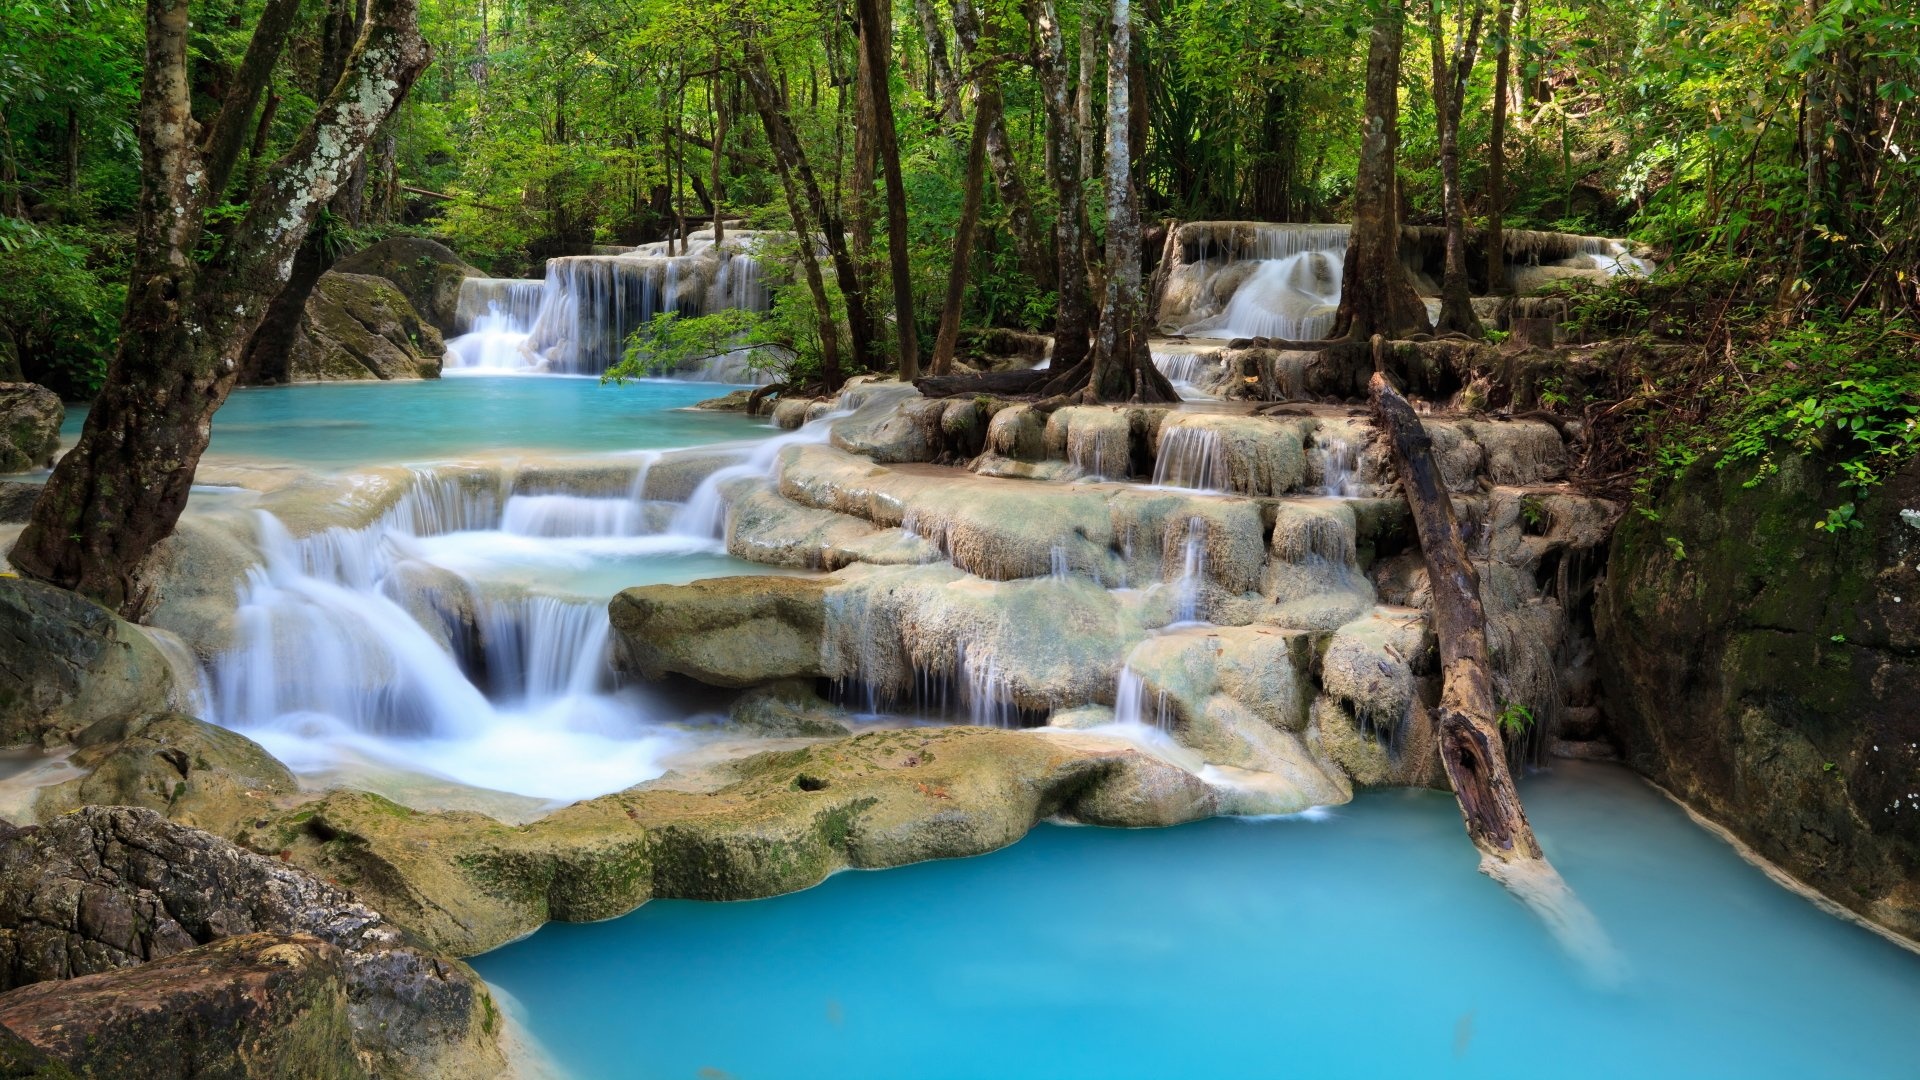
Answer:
[1369,370,1540,862]
[850,5,884,354]
[1332,0,1432,341]
[1090,0,1175,403]
[950,0,1053,292]
[1484,0,1511,294]
[857,0,921,382]
[931,87,994,375]
[10,0,429,616]
[1027,0,1094,372]
[710,60,727,246]
[1076,0,1100,188]
[912,0,963,129]
[743,40,877,376]
[1426,0,1483,337]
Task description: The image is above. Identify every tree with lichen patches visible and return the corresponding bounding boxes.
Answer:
[7,0,431,616]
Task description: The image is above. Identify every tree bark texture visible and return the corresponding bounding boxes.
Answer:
[1426,0,1484,337]
[10,0,430,616]
[857,0,922,381]
[1484,0,1511,294]
[931,84,994,375]
[950,0,1054,293]
[1027,0,1094,372]
[1369,371,1542,863]
[1090,0,1175,403]
[1333,0,1432,341]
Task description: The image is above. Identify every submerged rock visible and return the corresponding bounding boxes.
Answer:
[1599,452,1920,942]
[728,681,853,737]
[0,385,61,475]
[0,807,505,1077]
[287,272,446,382]
[0,577,177,745]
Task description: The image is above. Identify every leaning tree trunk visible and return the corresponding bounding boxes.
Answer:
[857,0,921,382]
[740,42,843,390]
[1333,0,1432,341]
[1027,0,1095,373]
[1370,369,1621,978]
[743,40,875,380]
[931,82,994,375]
[1089,0,1175,403]
[1426,0,1483,337]
[238,0,370,385]
[10,0,429,616]
[1369,370,1538,862]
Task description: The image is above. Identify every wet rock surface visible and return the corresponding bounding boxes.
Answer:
[0,385,61,475]
[288,272,446,382]
[1599,452,1920,942]
[0,578,176,745]
[251,726,1252,957]
[32,714,296,838]
[0,807,504,1077]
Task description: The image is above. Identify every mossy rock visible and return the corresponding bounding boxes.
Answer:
[287,272,445,382]
[35,714,297,837]
[0,577,176,745]
[331,237,483,336]
[0,385,60,476]
[1597,450,1920,942]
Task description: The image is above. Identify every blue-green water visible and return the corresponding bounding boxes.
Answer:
[475,763,1920,1079]
[58,375,760,467]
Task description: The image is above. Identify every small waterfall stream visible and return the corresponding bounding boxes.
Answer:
[446,228,779,378]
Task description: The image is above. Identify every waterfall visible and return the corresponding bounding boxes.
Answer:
[447,278,544,372]
[1151,347,1222,397]
[205,453,712,803]
[1310,429,1362,497]
[1172,517,1209,624]
[1152,425,1228,492]
[1114,666,1172,732]
[670,413,842,539]
[959,643,1018,728]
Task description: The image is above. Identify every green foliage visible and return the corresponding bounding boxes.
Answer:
[606,308,776,383]
[1496,701,1535,738]
[0,217,123,397]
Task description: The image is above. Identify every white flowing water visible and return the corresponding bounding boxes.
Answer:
[1151,425,1228,492]
[1113,666,1172,732]
[1171,517,1209,625]
[1311,429,1362,497]
[446,278,545,372]
[205,443,784,804]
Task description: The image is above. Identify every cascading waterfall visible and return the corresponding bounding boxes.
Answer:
[444,228,782,378]
[1113,666,1173,732]
[1155,221,1653,341]
[1152,425,1228,492]
[207,458,719,803]
[1172,517,1210,624]
[1310,430,1362,497]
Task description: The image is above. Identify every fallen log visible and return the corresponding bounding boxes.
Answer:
[1371,370,1623,980]
[914,368,1055,398]
[1369,370,1542,863]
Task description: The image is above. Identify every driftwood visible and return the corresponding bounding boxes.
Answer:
[1369,371,1543,864]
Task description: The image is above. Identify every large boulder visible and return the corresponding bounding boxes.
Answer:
[0,386,61,475]
[1598,452,1920,942]
[0,932,364,1079]
[287,272,445,382]
[0,483,38,524]
[0,578,176,745]
[0,807,505,1078]
[610,575,829,687]
[33,714,297,837]
[330,237,483,336]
